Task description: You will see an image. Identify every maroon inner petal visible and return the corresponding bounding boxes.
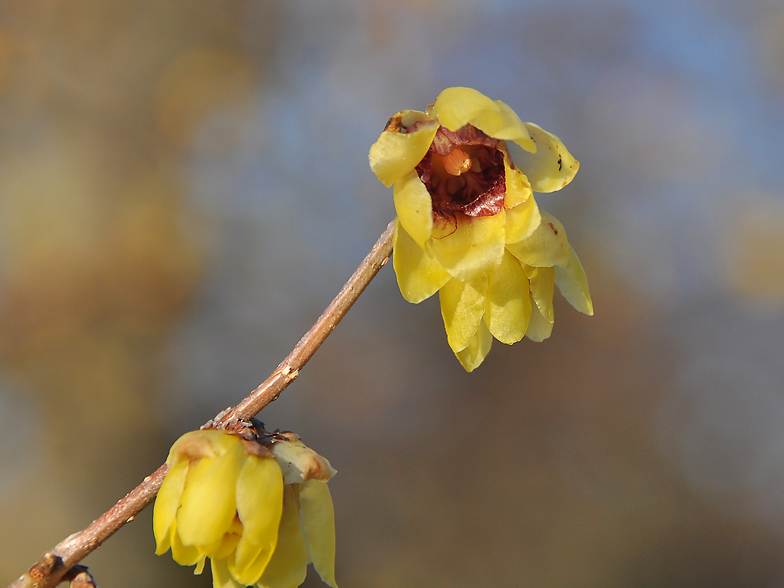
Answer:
[416,125,506,219]
[431,125,500,155]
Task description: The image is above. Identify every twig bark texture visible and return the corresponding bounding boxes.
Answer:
[9,220,395,588]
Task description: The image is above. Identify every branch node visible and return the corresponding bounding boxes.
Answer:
[21,553,61,588]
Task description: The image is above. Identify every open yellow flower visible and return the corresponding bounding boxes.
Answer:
[154,428,338,588]
[369,87,592,371]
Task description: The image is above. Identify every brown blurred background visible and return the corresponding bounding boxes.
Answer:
[2,0,784,586]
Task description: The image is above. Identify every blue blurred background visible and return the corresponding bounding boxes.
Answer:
[2,0,784,586]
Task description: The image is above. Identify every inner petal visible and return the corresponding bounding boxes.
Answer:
[416,125,506,219]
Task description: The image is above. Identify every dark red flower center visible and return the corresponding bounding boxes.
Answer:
[415,124,506,220]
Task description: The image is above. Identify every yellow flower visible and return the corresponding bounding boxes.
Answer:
[153,428,338,588]
[369,87,593,371]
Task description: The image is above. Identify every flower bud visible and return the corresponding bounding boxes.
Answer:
[153,427,338,588]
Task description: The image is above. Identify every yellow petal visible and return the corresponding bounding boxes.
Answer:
[525,293,554,342]
[369,113,439,187]
[430,88,537,148]
[504,193,541,245]
[177,441,245,547]
[195,556,207,575]
[439,276,488,352]
[228,455,284,582]
[168,429,242,466]
[431,87,498,131]
[230,536,274,585]
[236,455,284,548]
[257,486,309,588]
[527,265,555,324]
[392,219,450,303]
[170,517,204,566]
[554,244,594,315]
[202,527,242,560]
[485,252,531,344]
[429,211,506,282]
[455,320,493,372]
[211,557,246,588]
[153,460,189,555]
[506,210,569,267]
[508,123,579,193]
[473,100,536,151]
[300,481,338,588]
[503,158,533,209]
[393,171,433,249]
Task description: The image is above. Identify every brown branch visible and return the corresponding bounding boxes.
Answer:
[8,220,395,588]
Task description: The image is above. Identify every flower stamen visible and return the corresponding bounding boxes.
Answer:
[442,147,472,176]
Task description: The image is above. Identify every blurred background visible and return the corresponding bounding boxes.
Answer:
[1,0,784,586]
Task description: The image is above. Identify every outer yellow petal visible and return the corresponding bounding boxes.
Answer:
[439,276,488,353]
[230,537,274,585]
[431,87,498,132]
[195,555,207,575]
[392,220,450,303]
[393,171,433,249]
[429,211,506,282]
[236,455,284,548]
[503,159,533,209]
[153,460,189,555]
[212,557,246,588]
[455,320,493,372]
[509,123,579,193]
[170,517,204,566]
[485,252,531,345]
[430,89,533,148]
[177,441,245,547]
[300,481,338,588]
[168,429,242,466]
[369,113,439,187]
[527,265,555,324]
[506,210,569,268]
[525,294,554,342]
[473,100,536,151]
[504,193,541,245]
[555,244,594,315]
[257,486,308,588]
[202,526,242,560]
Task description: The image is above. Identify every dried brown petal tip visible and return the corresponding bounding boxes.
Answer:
[269,436,337,484]
[384,113,404,133]
[241,438,274,459]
